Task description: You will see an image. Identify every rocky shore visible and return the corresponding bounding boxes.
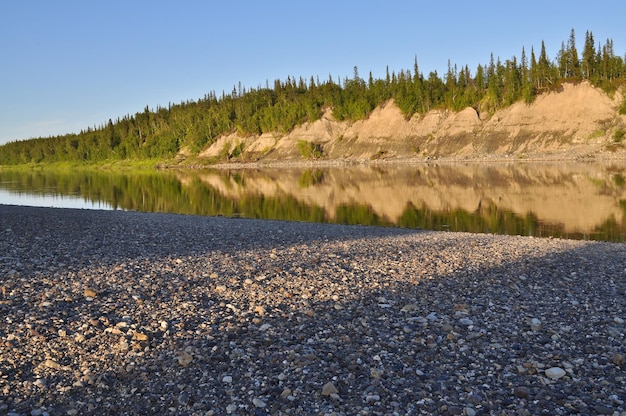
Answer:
[1,204,626,415]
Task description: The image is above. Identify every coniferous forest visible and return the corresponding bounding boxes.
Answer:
[1,30,625,166]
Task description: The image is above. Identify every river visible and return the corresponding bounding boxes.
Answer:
[1,162,625,241]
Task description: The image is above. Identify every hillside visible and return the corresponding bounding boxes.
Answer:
[197,81,626,165]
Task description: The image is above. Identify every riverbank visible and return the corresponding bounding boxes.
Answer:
[1,205,626,415]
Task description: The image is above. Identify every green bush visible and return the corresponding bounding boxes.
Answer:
[296,140,323,159]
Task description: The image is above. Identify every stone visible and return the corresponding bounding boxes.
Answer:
[514,386,531,398]
[530,317,542,331]
[176,351,193,367]
[545,367,566,380]
[252,398,266,408]
[613,353,625,366]
[464,407,476,416]
[43,359,61,370]
[594,405,614,415]
[459,318,473,326]
[370,368,383,379]
[177,391,190,406]
[321,382,338,396]
[84,288,97,298]
[447,406,463,415]
[365,394,380,403]
[401,303,419,312]
[132,332,148,341]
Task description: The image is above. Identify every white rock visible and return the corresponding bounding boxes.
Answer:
[545,367,566,380]
[222,375,233,383]
[530,317,542,330]
[252,398,266,408]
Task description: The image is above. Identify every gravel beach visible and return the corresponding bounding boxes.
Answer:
[1,204,626,416]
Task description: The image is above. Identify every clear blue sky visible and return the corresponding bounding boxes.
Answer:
[1,0,624,145]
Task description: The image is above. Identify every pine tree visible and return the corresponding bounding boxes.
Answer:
[567,28,580,77]
[582,30,596,79]
[537,41,551,90]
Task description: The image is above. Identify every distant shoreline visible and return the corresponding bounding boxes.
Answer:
[173,150,626,170]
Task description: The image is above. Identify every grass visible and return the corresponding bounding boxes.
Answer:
[296,140,323,159]
[0,158,164,173]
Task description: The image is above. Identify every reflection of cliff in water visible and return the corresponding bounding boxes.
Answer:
[1,162,625,241]
[184,162,626,240]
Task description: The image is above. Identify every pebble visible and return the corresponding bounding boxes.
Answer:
[529,317,542,331]
[594,405,615,415]
[252,398,266,408]
[84,288,98,298]
[177,391,190,406]
[514,386,531,398]
[2,205,626,415]
[447,406,463,415]
[459,317,473,326]
[321,382,339,397]
[176,351,193,366]
[545,367,566,380]
[464,407,476,416]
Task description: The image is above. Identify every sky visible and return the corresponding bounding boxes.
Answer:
[1,0,625,145]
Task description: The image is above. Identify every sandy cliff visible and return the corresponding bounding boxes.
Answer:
[198,81,626,163]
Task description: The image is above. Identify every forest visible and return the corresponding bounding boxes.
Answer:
[1,29,625,166]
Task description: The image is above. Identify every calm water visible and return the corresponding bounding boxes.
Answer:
[1,162,625,241]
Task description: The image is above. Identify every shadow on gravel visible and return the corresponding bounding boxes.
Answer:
[1,205,626,415]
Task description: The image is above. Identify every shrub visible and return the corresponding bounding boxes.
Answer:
[296,140,323,159]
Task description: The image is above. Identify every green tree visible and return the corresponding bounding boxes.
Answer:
[582,30,596,79]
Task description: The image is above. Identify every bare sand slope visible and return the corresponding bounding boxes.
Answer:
[198,81,626,163]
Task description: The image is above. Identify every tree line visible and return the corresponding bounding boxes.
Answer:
[1,29,625,166]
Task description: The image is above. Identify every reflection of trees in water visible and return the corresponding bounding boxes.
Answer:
[397,199,626,241]
[298,170,325,188]
[1,167,625,242]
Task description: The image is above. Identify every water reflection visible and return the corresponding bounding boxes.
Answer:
[1,162,625,241]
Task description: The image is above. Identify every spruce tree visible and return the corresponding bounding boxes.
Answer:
[582,30,596,79]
